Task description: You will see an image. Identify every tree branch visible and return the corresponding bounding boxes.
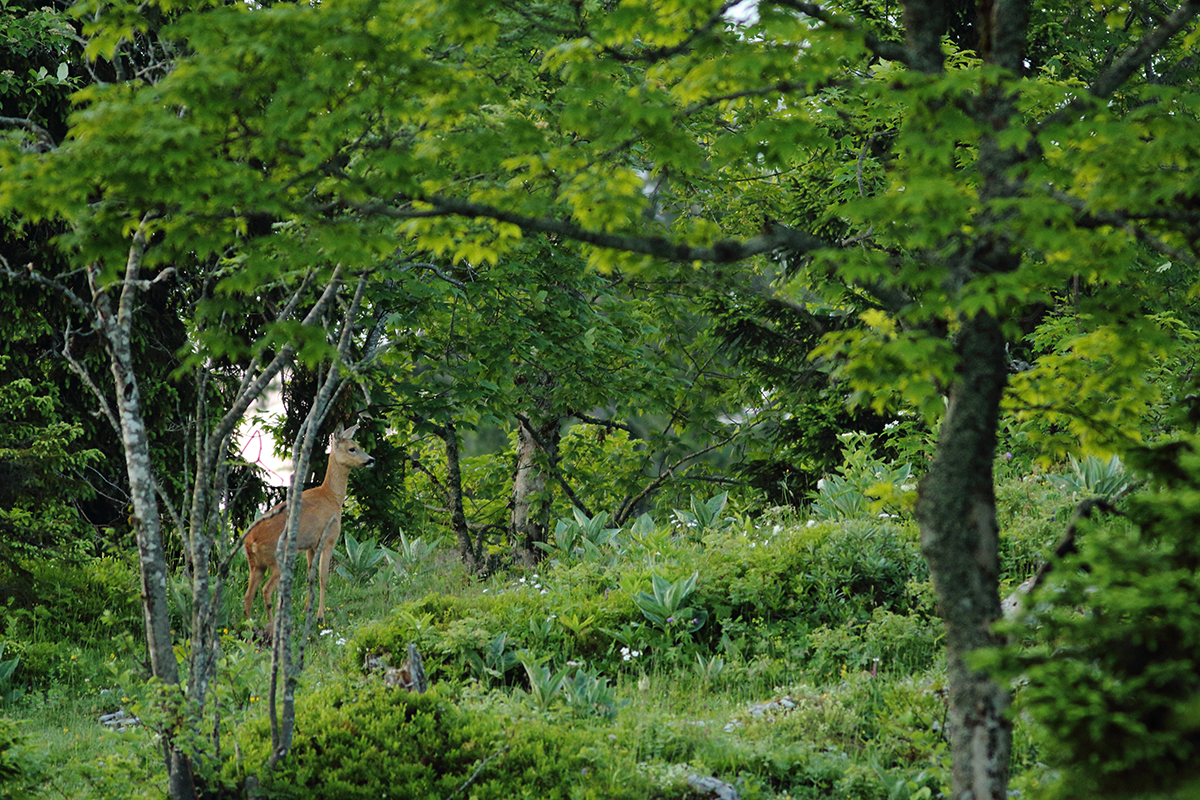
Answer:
[359,196,829,264]
[614,424,752,526]
[600,1,740,63]
[0,116,56,151]
[515,412,593,518]
[1088,0,1200,98]
[1032,0,1200,141]
[567,411,641,436]
[769,0,916,67]
[1048,187,1199,268]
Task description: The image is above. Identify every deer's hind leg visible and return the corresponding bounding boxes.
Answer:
[316,519,341,624]
[245,564,267,620]
[261,570,281,627]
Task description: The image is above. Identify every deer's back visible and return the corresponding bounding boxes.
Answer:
[245,486,341,566]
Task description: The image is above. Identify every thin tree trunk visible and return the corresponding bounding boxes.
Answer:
[268,271,382,768]
[89,226,197,800]
[915,313,1012,800]
[510,413,560,568]
[442,420,481,572]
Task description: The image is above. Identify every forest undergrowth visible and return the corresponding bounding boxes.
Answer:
[0,446,1124,799]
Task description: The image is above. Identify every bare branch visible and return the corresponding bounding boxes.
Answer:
[61,326,120,434]
[614,423,755,526]
[1,258,95,320]
[0,116,56,151]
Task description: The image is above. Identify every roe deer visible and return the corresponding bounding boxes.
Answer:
[243,422,374,625]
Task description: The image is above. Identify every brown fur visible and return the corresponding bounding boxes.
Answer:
[243,423,374,624]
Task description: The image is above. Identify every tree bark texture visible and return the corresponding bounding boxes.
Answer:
[89,230,198,800]
[442,421,481,572]
[915,313,1012,800]
[510,412,561,568]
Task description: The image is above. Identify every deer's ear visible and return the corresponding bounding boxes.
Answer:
[333,423,346,440]
[342,423,359,440]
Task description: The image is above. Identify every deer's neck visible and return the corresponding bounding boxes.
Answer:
[321,454,349,505]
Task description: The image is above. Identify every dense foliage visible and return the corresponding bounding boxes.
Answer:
[987,437,1200,799]
[2,0,1199,797]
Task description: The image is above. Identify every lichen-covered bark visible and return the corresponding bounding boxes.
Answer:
[90,229,197,800]
[443,421,482,572]
[915,313,1012,800]
[510,412,561,568]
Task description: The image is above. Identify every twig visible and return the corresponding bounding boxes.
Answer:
[452,746,511,798]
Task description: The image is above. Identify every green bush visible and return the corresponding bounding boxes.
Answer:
[698,519,929,634]
[984,437,1200,798]
[807,432,916,522]
[350,517,932,688]
[224,684,660,799]
[0,719,46,800]
[1,555,140,646]
[807,608,943,680]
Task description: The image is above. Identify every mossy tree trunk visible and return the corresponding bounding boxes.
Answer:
[915,313,1012,799]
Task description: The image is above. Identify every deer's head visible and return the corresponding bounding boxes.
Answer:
[331,423,375,470]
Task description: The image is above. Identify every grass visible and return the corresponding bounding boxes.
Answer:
[0,466,1085,799]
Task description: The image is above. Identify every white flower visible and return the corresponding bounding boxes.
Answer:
[335,637,347,646]
[320,629,334,636]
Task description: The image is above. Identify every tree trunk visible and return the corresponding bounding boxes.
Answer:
[914,312,1012,800]
[442,421,481,572]
[510,413,560,568]
[87,231,197,800]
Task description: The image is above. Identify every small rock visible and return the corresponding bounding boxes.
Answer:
[99,709,140,731]
[687,774,739,800]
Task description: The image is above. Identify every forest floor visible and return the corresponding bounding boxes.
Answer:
[1,463,1088,799]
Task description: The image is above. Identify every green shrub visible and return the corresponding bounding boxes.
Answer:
[1,555,140,651]
[698,519,929,636]
[0,719,46,800]
[351,517,932,689]
[224,684,659,799]
[984,437,1200,798]
[807,609,942,680]
[349,584,628,686]
[807,432,916,521]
